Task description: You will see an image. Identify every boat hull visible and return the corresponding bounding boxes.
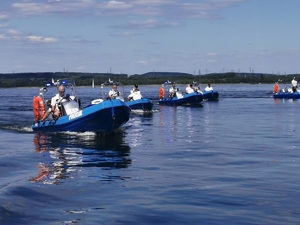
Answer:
[203,90,219,101]
[273,92,300,99]
[32,99,131,133]
[158,92,203,106]
[126,98,153,111]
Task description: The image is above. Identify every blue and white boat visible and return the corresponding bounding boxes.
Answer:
[273,86,300,99]
[158,82,203,106]
[159,92,203,106]
[32,79,130,133]
[203,90,219,101]
[273,91,300,99]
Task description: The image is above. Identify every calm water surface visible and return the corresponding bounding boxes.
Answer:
[0,84,300,225]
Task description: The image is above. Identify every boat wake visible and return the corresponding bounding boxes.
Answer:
[130,109,158,115]
[0,124,131,136]
[0,125,33,133]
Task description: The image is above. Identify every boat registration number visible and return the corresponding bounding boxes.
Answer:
[69,110,82,120]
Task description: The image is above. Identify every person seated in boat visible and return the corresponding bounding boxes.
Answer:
[128,84,142,101]
[41,100,52,121]
[159,84,165,100]
[108,83,120,99]
[169,82,177,98]
[205,84,213,92]
[51,85,66,119]
[291,77,298,92]
[186,83,194,94]
[273,82,280,93]
[191,82,197,92]
[129,83,138,94]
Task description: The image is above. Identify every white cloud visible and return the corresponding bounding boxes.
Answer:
[27,35,58,43]
[119,19,181,29]
[7,29,22,35]
[139,60,149,65]
[0,28,58,43]
[109,31,143,37]
[11,1,94,15]
[207,52,218,56]
[106,1,133,10]
[7,0,245,19]
[0,23,9,28]
[12,3,44,13]
[133,0,176,6]
[138,58,161,65]
[0,14,8,20]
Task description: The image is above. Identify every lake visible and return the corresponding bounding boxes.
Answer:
[0,84,299,225]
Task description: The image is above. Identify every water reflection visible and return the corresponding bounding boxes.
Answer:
[158,105,177,128]
[158,106,177,144]
[202,102,214,135]
[31,132,131,184]
[127,113,154,147]
[158,105,204,144]
[274,98,298,104]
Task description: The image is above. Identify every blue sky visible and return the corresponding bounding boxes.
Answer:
[0,0,299,75]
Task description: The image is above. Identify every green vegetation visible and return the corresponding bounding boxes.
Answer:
[0,71,298,87]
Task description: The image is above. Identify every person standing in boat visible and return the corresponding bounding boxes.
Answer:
[291,77,298,92]
[128,84,142,101]
[169,82,177,98]
[205,84,213,91]
[108,83,120,99]
[273,82,280,93]
[51,84,65,119]
[159,84,165,100]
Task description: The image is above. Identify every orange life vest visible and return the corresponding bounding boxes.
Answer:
[33,96,45,122]
[273,84,280,93]
[159,87,165,99]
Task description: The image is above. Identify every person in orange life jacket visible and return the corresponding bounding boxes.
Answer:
[159,84,165,100]
[273,82,280,93]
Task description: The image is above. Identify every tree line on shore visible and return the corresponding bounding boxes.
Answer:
[0,71,298,87]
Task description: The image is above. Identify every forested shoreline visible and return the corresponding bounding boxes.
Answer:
[0,71,298,87]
